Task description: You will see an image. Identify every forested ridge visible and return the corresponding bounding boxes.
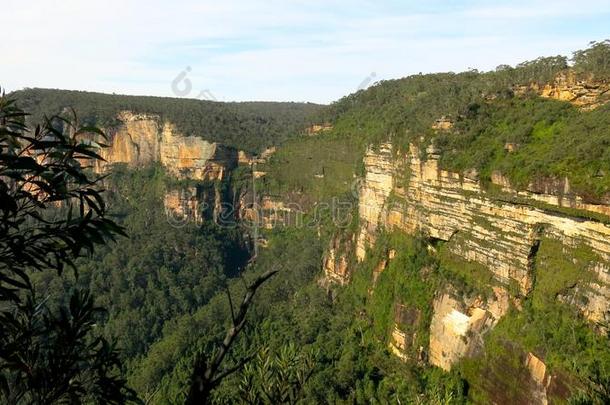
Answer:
[2,42,610,404]
[10,88,323,153]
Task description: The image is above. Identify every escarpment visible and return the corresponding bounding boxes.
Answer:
[96,111,238,180]
[98,111,162,168]
[356,142,610,302]
[91,111,245,223]
[322,138,610,389]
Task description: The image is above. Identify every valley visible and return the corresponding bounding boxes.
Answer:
[6,43,610,404]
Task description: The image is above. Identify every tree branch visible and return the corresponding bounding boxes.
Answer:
[186,268,278,404]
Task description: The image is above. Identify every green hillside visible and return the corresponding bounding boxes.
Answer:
[3,42,610,404]
[265,41,610,201]
[10,88,323,153]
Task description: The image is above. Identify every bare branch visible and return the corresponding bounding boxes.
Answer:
[186,268,278,405]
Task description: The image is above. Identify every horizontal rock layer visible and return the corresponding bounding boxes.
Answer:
[355,142,610,336]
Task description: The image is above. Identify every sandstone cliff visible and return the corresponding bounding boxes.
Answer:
[92,111,241,223]
[163,187,204,225]
[356,143,610,302]
[331,140,610,381]
[322,235,354,285]
[514,71,610,109]
[96,111,238,181]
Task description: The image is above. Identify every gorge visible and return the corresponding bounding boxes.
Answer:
[8,45,610,404]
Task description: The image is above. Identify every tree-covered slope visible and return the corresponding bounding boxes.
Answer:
[287,40,610,200]
[10,88,323,153]
[11,42,610,404]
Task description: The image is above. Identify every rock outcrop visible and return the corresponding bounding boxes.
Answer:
[322,235,353,285]
[357,143,610,299]
[236,187,304,232]
[94,111,240,224]
[431,116,453,131]
[163,187,204,226]
[305,123,333,135]
[97,111,161,169]
[388,303,423,362]
[163,183,229,226]
[514,71,610,109]
[259,197,303,229]
[428,287,510,371]
[160,123,236,180]
[525,352,551,405]
[356,143,394,262]
[96,111,238,181]
[354,141,610,369]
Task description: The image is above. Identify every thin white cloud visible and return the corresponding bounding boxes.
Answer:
[1,0,608,103]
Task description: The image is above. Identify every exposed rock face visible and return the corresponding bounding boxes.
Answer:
[525,352,550,404]
[305,123,333,135]
[388,325,411,361]
[163,187,203,225]
[97,111,161,169]
[236,187,304,231]
[540,71,610,109]
[163,183,228,226]
[354,141,610,368]
[492,171,610,216]
[323,235,353,285]
[470,343,574,404]
[388,304,423,362]
[60,110,243,226]
[238,150,251,165]
[431,116,453,131]
[258,147,277,162]
[160,123,236,180]
[96,111,238,181]
[356,143,394,262]
[357,142,610,305]
[558,277,610,329]
[96,111,240,224]
[514,71,610,109]
[259,197,302,229]
[428,287,510,371]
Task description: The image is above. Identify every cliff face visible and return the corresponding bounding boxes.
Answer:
[95,111,240,223]
[97,111,237,181]
[97,112,161,169]
[514,71,610,109]
[428,287,510,371]
[159,123,237,181]
[356,143,610,298]
[322,235,354,285]
[345,141,610,376]
[163,187,204,225]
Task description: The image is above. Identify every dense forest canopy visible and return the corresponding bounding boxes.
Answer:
[323,41,610,138]
[301,40,610,199]
[9,88,323,153]
[3,41,610,404]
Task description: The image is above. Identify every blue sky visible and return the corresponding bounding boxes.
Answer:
[2,0,609,103]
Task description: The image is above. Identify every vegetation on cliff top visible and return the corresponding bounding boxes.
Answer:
[307,41,610,200]
[10,88,323,153]
[5,41,610,404]
[437,97,610,198]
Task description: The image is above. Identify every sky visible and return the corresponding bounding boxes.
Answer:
[2,0,610,104]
